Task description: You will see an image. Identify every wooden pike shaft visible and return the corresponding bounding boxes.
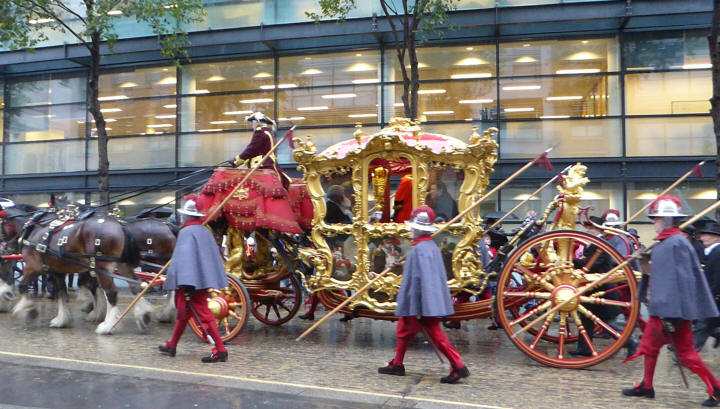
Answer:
[432,147,555,238]
[112,127,295,329]
[512,199,720,339]
[296,264,397,341]
[481,165,572,236]
[622,160,705,228]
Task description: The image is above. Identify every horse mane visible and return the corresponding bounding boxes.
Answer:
[12,203,39,213]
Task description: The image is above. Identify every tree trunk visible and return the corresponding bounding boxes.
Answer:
[407,30,419,121]
[711,1,720,215]
[87,32,110,208]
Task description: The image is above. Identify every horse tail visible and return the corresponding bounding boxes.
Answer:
[120,224,141,266]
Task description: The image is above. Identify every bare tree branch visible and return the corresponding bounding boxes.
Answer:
[55,1,87,25]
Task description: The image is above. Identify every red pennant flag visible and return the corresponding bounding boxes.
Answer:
[536,152,554,171]
[691,163,703,178]
[286,128,295,149]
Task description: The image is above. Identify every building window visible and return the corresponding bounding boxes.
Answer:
[6,140,86,174]
[627,181,715,219]
[7,103,87,141]
[88,135,175,170]
[99,97,177,137]
[501,182,623,221]
[625,71,711,115]
[623,30,709,71]
[178,131,252,167]
[278,85,379,126]
[100,66,176,100]
[279,51,381,87]
[181,60,274,93]
[500,37,619,77]
[386,44,497,82]
[8,75,86,107]
[180,93,272,132]
[626,116,713,157]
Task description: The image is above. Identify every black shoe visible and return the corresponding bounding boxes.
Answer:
[625,337,639,359]
[569,348,593,357]
[622,381,655,399]
[487,323,499,330]
[298,312,314,321]
[713,336,720,349]
[703,387,720,407]
[378,361,405,376]
[158,343,176,357]
[441,366,470,384]
[339,314,355,322]
[201,350,228,363]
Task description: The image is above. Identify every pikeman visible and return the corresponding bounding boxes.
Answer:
[622,195,720,406]
[158,200,230,363]
[229,112,291,188]
[378,206,469,384]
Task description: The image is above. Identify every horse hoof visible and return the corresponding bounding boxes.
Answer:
[49,317,69,328]
[1,291,15,302]
[136,313,152,331]
[95,323,114,335]
[80,303,94,314]
[26,308,39,322]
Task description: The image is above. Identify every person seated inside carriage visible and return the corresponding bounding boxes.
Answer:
[228,112,292,189]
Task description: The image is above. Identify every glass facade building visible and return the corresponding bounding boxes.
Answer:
[0,0,714,236]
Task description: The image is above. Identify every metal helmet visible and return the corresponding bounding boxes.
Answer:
[648,194,686,218]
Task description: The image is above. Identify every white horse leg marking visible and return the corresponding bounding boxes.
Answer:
[133,297,154,331]
[156,290,176,323]
[95,290,121,335]
[0,282,15,312]
[12,295,37,321]
[49,294,72,328]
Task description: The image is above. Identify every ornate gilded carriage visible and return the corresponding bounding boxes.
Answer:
[292,117,497,315]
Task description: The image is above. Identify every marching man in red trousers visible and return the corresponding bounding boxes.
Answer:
[158,200,229,363]
[622,195,720,406]
[378,205,469,384]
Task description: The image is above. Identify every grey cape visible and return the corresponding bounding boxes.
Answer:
[164,224,229,291]
[395,239,454,317]
[640,234,719,320]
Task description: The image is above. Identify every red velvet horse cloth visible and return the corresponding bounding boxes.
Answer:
[288,178,313,230]
[194,167,305,234]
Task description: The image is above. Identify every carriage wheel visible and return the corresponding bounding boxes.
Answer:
[250,271,303,326]
[496,230,639,369]
[189,275,250,343]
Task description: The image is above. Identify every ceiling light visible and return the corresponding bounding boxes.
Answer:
[321,93,357,99]
[346,63,375,72]
[454,57,489,66]
[89,118,117,123]
[194,89,210,94]
[260,83,297,89]
[119,82,137,88]
[256,60,264,64]
[348,114,377,118]
[423,110,454,115]
[147,124,173,128]
[566,51,602,61]
[241,98,273,103]
[466,47,474,51]
[352,78,379,84]
[29,18,54,24]
[523,43,531,47]
[556,68,600,74]
[450,73,492,79]
[107,10,122,15]
[394,103,404,107]
[206,75,226,81]
[502,85,541,91]
[682,63,712,70]
[98,95,128,101]
[514,56,537,63]
[253,72,272,78]
[210,120,237,125]
[418,89,446,95]
[356,53,362,57]
[198,129,222,132]
[459,99,493,104]
[155,114,176,119]
[504,108,535,112]
[635,193,658,200]
[91,127,112,131]
[100,108,122,113]
[223,110,253,115]
[297,106,329,111]
[163,104,177,109]
[289,116,306,120]
[581,40,589,44]
[692,190,716,199]
[301,68,323,75]
[540,115,570,119]
[156,77,177,85]
[546,96,583,101]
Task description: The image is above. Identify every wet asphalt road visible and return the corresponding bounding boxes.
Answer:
[0,292,719,409]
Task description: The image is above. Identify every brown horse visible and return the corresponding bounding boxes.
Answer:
[0,204,128,333]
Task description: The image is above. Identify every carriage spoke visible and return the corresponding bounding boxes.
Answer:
[557,312,567,359]
[222,318,230,334]
[579,296,631,308]
[513,264,555,292]
[530,310,557,349]
[278,302,292,313]
[581,248,603,273]
[229,310,242,319]
[272,304,281,318]
[510,300,552,326]
[570,311,598,356]
[503,291,551,299]
[577,305,621,338]
[264,305,271,320]
[588,283,628,298]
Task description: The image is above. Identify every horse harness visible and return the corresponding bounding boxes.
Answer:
[20,213,141,285]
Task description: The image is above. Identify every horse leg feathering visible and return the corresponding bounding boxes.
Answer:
[49,294,72,328]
